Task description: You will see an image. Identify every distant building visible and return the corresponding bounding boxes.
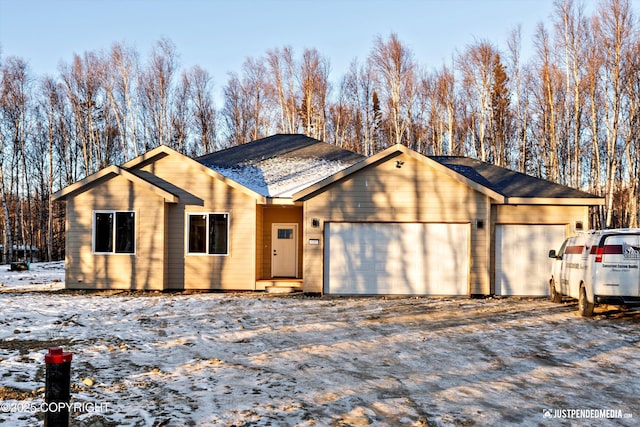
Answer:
[0,244,40,264]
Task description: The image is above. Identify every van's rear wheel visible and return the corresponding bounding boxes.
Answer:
[549,279,562,303]
[578,286,594,317]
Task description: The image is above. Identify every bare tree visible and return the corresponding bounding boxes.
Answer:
[436,64,458,155]
[104,42,141,159]
[243,56,273,141]
[415,65,456,155]
[171,72,189,153]
[458,40,501,161]
[582,14,605,212]
[41,76,72,258]
[221,72,251,146]
[40,77,66,261]
[185,65,216,155]
[490,53,511,166]
[267,46,298,134]
[0,56,33,262]
[531,23,565,182]
[298,48,330,140]
[138,38,178,149]
[555,0,590,188]
[332,59,381,155]
[326,79,353,150]
[60,52,104,174]
[593,0,634,227]
[369,33,416,148]
[507,26,533,173]
[623,36,640,227]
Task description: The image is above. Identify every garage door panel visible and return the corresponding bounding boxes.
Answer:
[325,223,469,295]
[495,224,566,296]
[420,226,462,294]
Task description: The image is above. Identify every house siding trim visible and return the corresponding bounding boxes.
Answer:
[53,165,180,203]
[503,197,605,206]
[122,145,267,203]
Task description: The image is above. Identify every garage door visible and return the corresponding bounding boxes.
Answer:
[324,222,469,295]
[495,224,566,296]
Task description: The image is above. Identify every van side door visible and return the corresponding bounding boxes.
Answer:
[551,239,568,294]
[563,238,587,299]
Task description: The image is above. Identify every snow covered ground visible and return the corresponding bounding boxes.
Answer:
[1,262,639,426]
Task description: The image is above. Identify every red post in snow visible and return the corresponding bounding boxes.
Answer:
[44,347,72,427]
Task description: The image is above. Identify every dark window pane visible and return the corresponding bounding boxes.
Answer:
[209,214,228,254]
[189,215,207,253]
[95,213,113,252]
[115,212,135,253]
[277,229,293,239]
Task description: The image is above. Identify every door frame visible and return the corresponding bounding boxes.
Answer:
[271,223,298,278]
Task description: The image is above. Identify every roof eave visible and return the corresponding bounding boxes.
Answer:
[52,166,120,200]
[503,197,606,206]
[120,168,180,203]
[52,165,180,203]
[121,145,174,168]
[127,145,266,202]
[264,197,297,205]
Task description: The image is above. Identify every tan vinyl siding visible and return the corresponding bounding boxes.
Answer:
[302,153,490,294]
[139,154,257,290]
[494,204,589,226]
[65,175,166,290]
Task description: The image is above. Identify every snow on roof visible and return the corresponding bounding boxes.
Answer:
[207,156,354,198]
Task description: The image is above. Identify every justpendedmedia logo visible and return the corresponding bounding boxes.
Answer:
[543,408,632,419]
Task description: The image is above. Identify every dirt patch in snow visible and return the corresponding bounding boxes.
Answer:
[0,338,75,354]
[0,386,38,401]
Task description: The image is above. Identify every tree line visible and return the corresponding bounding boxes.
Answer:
[1,0,638,263]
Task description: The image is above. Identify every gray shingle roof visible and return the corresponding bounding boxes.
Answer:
[429,156,599,199]
[195,137,599,201]
[196,134,365,198]
[197,134,364,167]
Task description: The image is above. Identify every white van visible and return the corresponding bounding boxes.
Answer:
[548,228,640,316]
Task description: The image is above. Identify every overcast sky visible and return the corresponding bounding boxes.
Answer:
[0,0,630,102]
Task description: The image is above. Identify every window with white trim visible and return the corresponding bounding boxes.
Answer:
[93,211,135,254]
[187,213,229,255]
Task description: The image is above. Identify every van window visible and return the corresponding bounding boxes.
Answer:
[556,239,568,258]
[601,234,640,261]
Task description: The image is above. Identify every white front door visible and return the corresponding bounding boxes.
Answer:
[272,223,298,277]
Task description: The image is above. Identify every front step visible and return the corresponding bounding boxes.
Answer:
[256,278,303,292]
[265,285,302,294]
